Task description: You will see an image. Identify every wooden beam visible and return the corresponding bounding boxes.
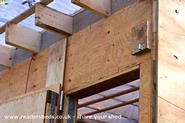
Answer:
[72,0,111,17]
[35,4,73,35]
[40,0,54,5]
[0,0,53,34]
[5,23,41,53]
[83,98,139,116]
[0,45,15,67]
[78,86,139,108]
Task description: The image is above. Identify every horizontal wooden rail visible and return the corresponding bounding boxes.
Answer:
[82,98,139,116]
[0,0,53,33]
[78,87,139,108]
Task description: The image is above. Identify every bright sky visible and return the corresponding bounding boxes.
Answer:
[0,0,81,45]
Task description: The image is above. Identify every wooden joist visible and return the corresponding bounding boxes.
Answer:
[72,0,111,17]
[0,45,15,67]
[83,98,139,116]
[5,23,41,53]
[0,0,53,34]
[35,4,73,35]
[78,87,139,108]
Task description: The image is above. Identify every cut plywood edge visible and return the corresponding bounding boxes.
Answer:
[46,39,67,87]
[35,4,73,35]
[0,45,15,68]
[158,0,185,122]
[72,0,111,17]
[6,23,41,53]
[0,90,48,123]
[0,0,53,34]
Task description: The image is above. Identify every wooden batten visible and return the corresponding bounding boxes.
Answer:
[5,23,41,53]
[0,45,15,67]
[35,4,73,35]
[0,0,53,34]
[72,0,111,17]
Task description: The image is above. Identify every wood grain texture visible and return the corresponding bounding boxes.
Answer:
[0,90,47,123]
[64,1,153,123]
[0,39,64,103]
[46,39,66,87]
[35,4,73,35]
[72,0,111,17]
[0,59,30,102]
[158,0,185,122]
[64,1,152,95]
[0,45,15,67]
[6,23,41,53]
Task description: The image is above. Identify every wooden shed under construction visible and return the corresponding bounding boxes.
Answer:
[0,0,185,123]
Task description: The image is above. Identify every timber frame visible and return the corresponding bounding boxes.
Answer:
[3,0,185,123]
[0,0,156,123]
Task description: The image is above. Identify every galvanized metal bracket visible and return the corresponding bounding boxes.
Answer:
[131,21,151,55]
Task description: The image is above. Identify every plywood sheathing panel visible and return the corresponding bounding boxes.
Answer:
[0,59,31,102]
[64,1,152,95]
[158,0,185,122]
[64,1,153,123]
[0,40,65,103]
[46,39,67,87]
[26,49,49,93]
[158,98,185,123]
[0,90,47,123]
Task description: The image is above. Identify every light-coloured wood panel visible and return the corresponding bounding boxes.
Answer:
[158,97,185,123]
[35,4,73,35]
[158,0,185,122]
[0,59,30,102]
[46,39,67,87]
[0,39,64,102]
[0,45,15,67]
[6,23,41,53]
[72,0,111,17]
[0,90,47,123]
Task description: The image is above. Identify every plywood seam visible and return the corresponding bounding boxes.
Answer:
[159,96,185,112]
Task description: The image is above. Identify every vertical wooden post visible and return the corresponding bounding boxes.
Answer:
[63,96,78,123]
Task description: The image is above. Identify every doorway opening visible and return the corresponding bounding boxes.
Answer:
[68,67,140,123]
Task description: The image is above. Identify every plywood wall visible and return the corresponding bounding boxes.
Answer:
[158,0,185,122]
[64,1,153,123]
[0,39,66,103]
[0,90,47,123]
